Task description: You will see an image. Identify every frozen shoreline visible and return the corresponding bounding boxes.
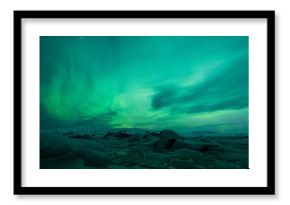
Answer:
[40,127,248,169]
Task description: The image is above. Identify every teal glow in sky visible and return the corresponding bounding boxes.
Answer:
[40,36,248,134]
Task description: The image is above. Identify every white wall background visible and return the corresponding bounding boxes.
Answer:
[0,0,287,204]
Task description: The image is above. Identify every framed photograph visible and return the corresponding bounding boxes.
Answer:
[14,10,275,195]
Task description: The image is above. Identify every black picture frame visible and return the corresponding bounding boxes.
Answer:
[14,10,275,195]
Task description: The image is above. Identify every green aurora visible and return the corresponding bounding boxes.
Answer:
[40,36,248,134]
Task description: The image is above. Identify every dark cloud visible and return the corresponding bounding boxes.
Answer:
[151,85,180,109]
[151,56,248,114]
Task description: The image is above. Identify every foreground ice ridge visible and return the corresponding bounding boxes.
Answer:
[40,128,248,169]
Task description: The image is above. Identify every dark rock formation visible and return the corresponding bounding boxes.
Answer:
[103,131,132,139]
[62,131,74,136]
[127,134,143,142]
[150,132,160,137]
[159,129,184,140]
[172,140,219,152]
[152,130,185,152]
[66,133,95,139]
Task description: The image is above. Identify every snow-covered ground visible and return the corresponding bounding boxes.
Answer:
[40,126,248,169]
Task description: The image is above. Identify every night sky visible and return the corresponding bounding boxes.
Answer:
[40,36,248,134]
